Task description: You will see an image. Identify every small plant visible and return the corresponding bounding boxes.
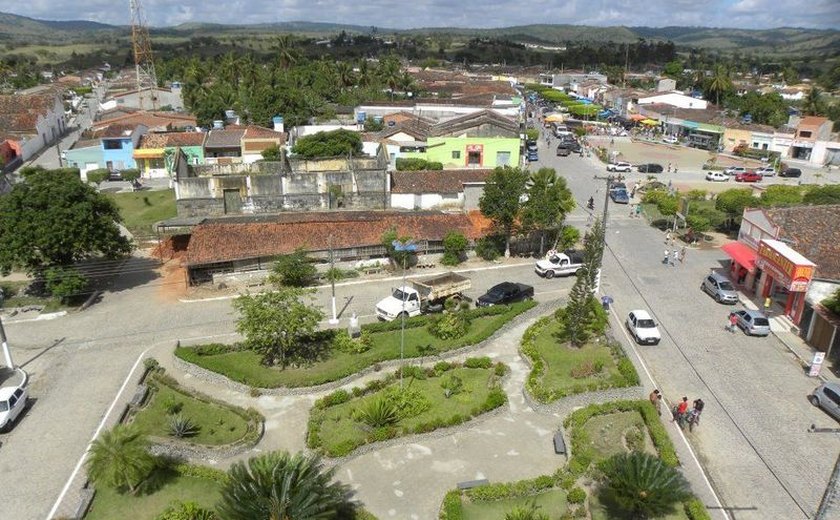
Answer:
[416,343,437,357]
[143,357,159,371]
[248,387,262,398]
[384,385,432,419]
[570,360,603,379]
[567,486,587,504]
[464,357,493,369]
[168,414,198,438]
[440,374,464,398]
[163,395,183,415]
[625,425,645,452]
[353,397,399,428]
[428,312,470,340]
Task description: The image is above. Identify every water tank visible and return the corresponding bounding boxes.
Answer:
[224,110,237,119]
[212,120,224,129]
[272,115,284,133]
[356,111,367,123]
[373,115,383,124]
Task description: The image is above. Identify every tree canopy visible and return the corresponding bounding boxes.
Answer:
[522,168,575,250]
[0,167,132,275]
[479,166,529,257]
[291,129,363,159]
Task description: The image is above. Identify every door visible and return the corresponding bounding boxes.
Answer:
[223,189,242,214]
[496,151,511,166]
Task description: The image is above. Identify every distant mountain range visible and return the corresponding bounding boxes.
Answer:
[1,11,838,58]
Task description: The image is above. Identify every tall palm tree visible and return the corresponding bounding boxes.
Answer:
[802,87,823,116]
[600,452,690,519]
[274,35,298,70]
[356,59,373,88]
[378,57,402,98]
[86,425,156,495]
[216,451,354,520]
[335,61,355,91]
[706,65,732,107]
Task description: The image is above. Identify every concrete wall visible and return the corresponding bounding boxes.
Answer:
[463,183,485,210]
[65,146,104,180]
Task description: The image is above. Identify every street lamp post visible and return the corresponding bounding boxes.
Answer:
[328,235,339,325]
[392,239,417,389]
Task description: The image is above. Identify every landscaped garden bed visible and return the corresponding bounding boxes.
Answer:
[177,301,534,389]
[128,367,262,448]
[521,316,639,403]
[307,357,508,457]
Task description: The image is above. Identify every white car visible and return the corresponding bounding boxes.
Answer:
[705,171,729,182]
[724,166,747,176]
[607,161,632,172]
[756,166,776,177]
[663,135,679,144]
[0,384,28,432]
[626,310,661,345]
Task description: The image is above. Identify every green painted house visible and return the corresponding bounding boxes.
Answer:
[133,132,206,179]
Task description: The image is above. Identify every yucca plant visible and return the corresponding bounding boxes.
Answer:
[600,452,690,519]
[168,414,199,438]
[353,397,399,427]
[504,501,548,520]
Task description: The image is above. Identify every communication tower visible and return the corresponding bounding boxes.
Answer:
[130,0,158,109]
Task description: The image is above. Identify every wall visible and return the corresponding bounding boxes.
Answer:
[102,139,136,170]
[420,137,520,168]
[463,183,485,210]
[65,146,104,179]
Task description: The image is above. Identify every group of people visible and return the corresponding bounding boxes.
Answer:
[649,390,705,431]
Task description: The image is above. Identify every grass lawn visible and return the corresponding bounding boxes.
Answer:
[106,189,176,236]
[130,378,251,445]
[590,493,690,520]
[310,365,503,457]
[461,489,568,519]
[178,302,531,388]
[85,473,221,520]
[533,322,622,390]
[0,279,63,312]
[582,411,656,461]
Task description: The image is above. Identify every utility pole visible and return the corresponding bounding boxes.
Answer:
[592,173,616,293]
[0,314,14,369]
[393,239,417,389]
[810,424,840,520]
[328,235,339,325]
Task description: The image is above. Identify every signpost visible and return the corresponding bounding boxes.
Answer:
[810,352,826,377]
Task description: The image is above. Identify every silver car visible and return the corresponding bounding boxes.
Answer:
[729,309,771,336]
[809,382,840,423]
[702,272,739,304]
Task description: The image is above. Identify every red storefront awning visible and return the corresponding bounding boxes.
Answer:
[721,241,757,273]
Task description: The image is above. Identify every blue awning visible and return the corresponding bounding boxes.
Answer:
[682,121,700,129]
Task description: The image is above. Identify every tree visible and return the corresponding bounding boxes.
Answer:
[0,167,132,276]
[714,188,755,229]
[557,225,581,250]
[705,65,733,106]
[260,144,282,161]
[823,288,840,315]
[233,288,324,367]
[802,87,824,116]
[479,166,529,257]
[560,219,605,347]
[803,185,840,205]
[216,451,354,520]
[291,129,363,159]
[86,425,156,495]
[760,185,804,207]
[522,168,575,253]
[441,231,468,266]
[600,452,690,519]
[663,60,683,79]
[268,248,317,287]
[381,227,415,268]
[44,266,89,302]
[86,168,110,185]
[120,169,141,183]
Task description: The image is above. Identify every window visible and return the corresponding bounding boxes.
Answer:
[752,142,759,148]
[827,388,840,405]
[452,151,461,159]
[799,131,812,138]
[103,140,122,150]
[762,143,768,150]
[496,151,511,166]
[467,150,481,165]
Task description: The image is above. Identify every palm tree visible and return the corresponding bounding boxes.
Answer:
[378,57,402,98]
[356,59,373,88]
[802,87,824,116]
[216,451,354,520]
[706,65,732,107]
[86,425,156,495]
[274,35,298,70]
[600,452,690,519]
[335,61,355,91]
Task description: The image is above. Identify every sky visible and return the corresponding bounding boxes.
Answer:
[7,0,840,30]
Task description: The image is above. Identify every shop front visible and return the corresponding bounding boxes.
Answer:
[721,241,759,294]
[755,239,816,324]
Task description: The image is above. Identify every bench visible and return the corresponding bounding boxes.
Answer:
[553,431,567,455]
[457,479,489,490]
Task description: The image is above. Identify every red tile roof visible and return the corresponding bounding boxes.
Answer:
[391,169,491,194]
[764,205,840,281]
[94,124,138,138]
[0,93,60,133]
[95,111,196,130]
[185,211,483,266]
[138,131,206,148]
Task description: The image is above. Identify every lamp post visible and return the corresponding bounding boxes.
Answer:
[392,239,417,388]
[328,235,339,325]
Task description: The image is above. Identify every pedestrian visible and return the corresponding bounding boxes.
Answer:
[674,166,678,174]
[665,231,672,245]
[673,397,689,428]
[629,205,635,218]
[764,296,772,315]
[636,204,643,218]
[679,246,686,264]
[649,389,662,416]
[667,162,672,172]
[727,312,738,333]
[663,249,670,264]
[671,249,679,266]
[692,398,705,425]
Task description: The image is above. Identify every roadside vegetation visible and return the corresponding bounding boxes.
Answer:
[307,358,508,457]
[105,189,177,237]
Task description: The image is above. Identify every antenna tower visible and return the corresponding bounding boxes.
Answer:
[130,0,158,109]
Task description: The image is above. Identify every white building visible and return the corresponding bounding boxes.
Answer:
[637,92,708,110]
[0,91,66,161]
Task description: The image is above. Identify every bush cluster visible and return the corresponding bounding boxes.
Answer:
[466,474,556,502]
[428,312,471,340]
[684,498,713,520]
[395,158,443,170]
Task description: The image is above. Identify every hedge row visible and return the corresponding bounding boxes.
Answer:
[521,317,639,403]
[172,463,230,484]
[362,300,534,334]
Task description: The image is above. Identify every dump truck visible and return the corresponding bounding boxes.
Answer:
[375,272,472,321]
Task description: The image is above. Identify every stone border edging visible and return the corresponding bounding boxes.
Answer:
[174,302,551,396]
[148,417,265,461]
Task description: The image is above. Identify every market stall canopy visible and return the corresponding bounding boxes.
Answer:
[545,114,565,122]
[629,114,647,121]
[641,119,659,126]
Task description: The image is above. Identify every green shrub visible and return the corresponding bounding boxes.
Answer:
[168,414,199,438]
[440,374,464,398]
[192,343,237,356]
[292,129,362,158]
[483,387,507,410]
[434,361,455,375]
[162,395,183,415]
[86,168,109,185]
[475,235,504,261]
[317,389,351,409]
[464,356,493,369]
[333,330,371,354]
[384,385,431,419]
[154,501,218,520]
[143,357,160,371]
[353,397,399,427]
[567,486,587,504]
[684,497,712,520]
[441,490,465,520]
[44,266,88,301]
[428,312,470,340]
[394,157,443,171]
[442,231,469,266]
[269,248,318,287]
[494,362,507,377]
[173,463,230,483]
[397,365,428,380]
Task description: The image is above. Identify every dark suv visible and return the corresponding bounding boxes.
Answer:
[779,167,802,178]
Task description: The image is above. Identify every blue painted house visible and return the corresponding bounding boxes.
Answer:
[64,123,147,181]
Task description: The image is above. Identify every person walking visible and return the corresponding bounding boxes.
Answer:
[727,312,739,333]
[679,246,687,264]
[671,249,679,267]
[692,398,705,426]
[673,397,689,429]
[764,296,773,315]
[663,249,670,265]
[649,389,663,416]
[665,231,672,246]
[667,162,672,173]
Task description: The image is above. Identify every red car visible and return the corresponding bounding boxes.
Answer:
[735,171,763,182]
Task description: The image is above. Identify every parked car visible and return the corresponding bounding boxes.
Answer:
[729,309,771,336]
[663,135,679,145]
[735,171,763,183]
[705,171,729,182]
[526,142,538,153]
[527,151,539,162]
[108,171,123,181]
[779,167,802,178]
[626,310,661,345]
[809,382,840,422]
[606,161,632,172]
[637,163,664,173]
[724,166,748,176]
[0,384,28,432]
[701,272,738,304]
[610,189,630,204]
[556,145,571,157]
[609,181,627,191]
[756,166,776,177]
[476,282,534,307]
[534,249,586,278]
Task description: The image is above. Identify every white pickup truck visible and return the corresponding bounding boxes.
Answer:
[534,250,586,278]
[375,272,471,321]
